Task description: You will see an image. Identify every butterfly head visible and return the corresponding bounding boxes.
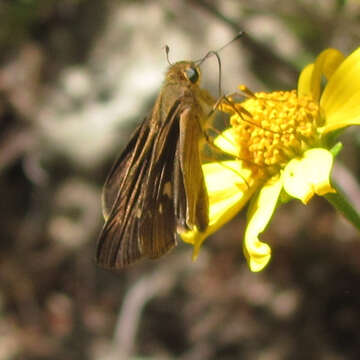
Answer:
[165,61,202,87]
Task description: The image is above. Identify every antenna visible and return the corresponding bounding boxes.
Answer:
[197,32,244,96]
[164,45,172,65]
[216,31,244,54]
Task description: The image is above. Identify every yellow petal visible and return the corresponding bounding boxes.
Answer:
[244,176,283,272]
[181,160,260,259]
[283,148,336,204]
[213,128,239,156]
[320,49,345,79]
[321,47,360,131]
[320,48,360,112]
[322,92,360,133]
[298,63,315,98]
[298,49,345,101]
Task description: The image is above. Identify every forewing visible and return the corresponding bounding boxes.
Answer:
[97,98,183,268]
[178,106,209,231]
[139,100,182,258]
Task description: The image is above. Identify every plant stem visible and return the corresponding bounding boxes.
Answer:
[325,184,360,231]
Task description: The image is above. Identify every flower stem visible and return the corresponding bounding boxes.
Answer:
[325,184,360,231]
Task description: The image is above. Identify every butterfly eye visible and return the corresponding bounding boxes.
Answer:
[185,67,199,84]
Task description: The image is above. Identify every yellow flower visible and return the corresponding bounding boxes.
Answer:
[181,47,360,272]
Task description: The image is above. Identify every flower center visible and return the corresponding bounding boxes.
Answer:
[224,88,322,177]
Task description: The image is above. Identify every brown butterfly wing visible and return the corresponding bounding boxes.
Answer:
[139,100,182,258]
[101,122,145,221]
[96,118,153,268]
[140,95,209,257]
[178,105,208,231]
[96,99,184,268]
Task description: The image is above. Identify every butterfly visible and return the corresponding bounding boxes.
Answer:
[96,59,216,269]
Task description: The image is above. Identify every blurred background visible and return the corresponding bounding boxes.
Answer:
[1,0,360,359]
